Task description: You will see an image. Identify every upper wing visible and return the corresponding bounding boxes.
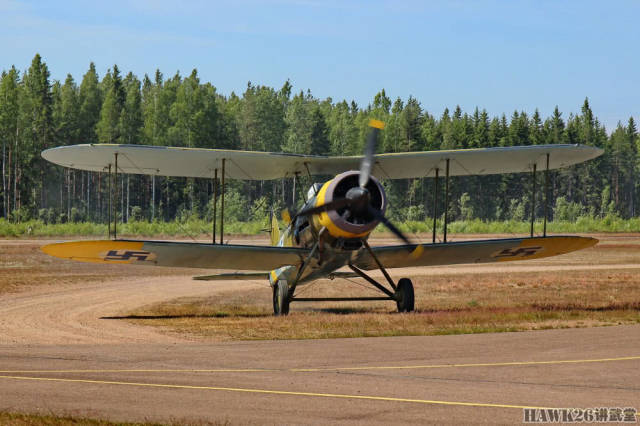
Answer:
[42,240,308,270]
[353,236,598,270]
[41,144,602,180]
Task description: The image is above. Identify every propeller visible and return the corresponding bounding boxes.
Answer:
[359,119,383,188]
[290,196,351,218]
[297,119,423,259]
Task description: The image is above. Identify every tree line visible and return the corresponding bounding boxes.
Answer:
[0,54,638,226]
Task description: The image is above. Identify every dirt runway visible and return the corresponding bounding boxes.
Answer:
[0,275,264,345]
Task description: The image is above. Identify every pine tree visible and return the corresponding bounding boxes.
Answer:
[309,105,330,155]
[239,82,286,153]
[78,63,101,144]
[443,105,467,149]
[420,112,440,151]
[580,97,595,146]
[57,74,80,144]
[508,111,530,146]
[545,106,565,144]
[328,100,358,155]
[530,109,543,145]
[283,90,313,154]
[372,89,391,115]
[119,72,143,145]
[96,66,125,144]
[169,69,201,148]
[383,97,403,152]
[142,70,174,146]
[197,82,223,148]
[0,67,20,218]
[18,54,53,215]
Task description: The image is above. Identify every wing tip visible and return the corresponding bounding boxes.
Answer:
[41,242,63,258]
[581,236,599,249]
[410,245,424,259]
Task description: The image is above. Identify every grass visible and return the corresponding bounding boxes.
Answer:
[394,216,640,234]
[0,218,266,238]
[0,411,229,425]
[127,305,640,341]
[127,298,640,341]
[2,215,640,238]
[125,238,640,340]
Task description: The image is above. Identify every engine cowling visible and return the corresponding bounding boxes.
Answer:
[313,171,387,239]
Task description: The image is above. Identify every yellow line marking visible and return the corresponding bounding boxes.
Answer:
[1,355,637,374]
[0,374,555,411]
[0,368,277,374]
[292,355,640,372]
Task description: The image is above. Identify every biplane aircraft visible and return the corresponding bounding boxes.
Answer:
[41,120,602,315]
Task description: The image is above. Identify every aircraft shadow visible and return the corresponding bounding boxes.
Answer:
[101,313,271,320]
[312,307,381,315]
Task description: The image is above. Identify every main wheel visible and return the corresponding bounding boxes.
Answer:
[272,280,290,316]
[395,278,415,313]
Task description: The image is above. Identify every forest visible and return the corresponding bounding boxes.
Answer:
[0,54,639,235]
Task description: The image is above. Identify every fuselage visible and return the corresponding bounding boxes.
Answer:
[270,170,386,287]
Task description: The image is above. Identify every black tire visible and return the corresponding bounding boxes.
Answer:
[273,280,290,316]
[395,278,415,313]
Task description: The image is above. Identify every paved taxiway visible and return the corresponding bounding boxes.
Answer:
[1,325,639,424]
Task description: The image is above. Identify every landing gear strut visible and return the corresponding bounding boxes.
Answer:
[273,280,290,316]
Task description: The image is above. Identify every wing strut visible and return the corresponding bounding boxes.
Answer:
[107,163,112,239]
[212,168,218,244]
[151,174,156,221]
[530,163,537,237]
[220,158,226,244]
[114,152,118,240]
[443,158,450,243]
[543,153,550,237]
[531,152,554,238]
[432,167,439,243]
[292,172,296,206]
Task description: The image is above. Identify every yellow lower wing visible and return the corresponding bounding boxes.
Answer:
[42,240,308,271]
[356,236,598,270]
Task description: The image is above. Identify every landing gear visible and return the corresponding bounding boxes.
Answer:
[273,280,290,316]
[277,238,417,314]
[395,278,414,313]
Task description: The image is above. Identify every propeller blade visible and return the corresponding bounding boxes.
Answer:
[359,119,384,189]
[368,207,410,245]
[368,207,424,259]
[296,197,352,218]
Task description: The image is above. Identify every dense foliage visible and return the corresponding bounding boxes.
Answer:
[1,54,638,228]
